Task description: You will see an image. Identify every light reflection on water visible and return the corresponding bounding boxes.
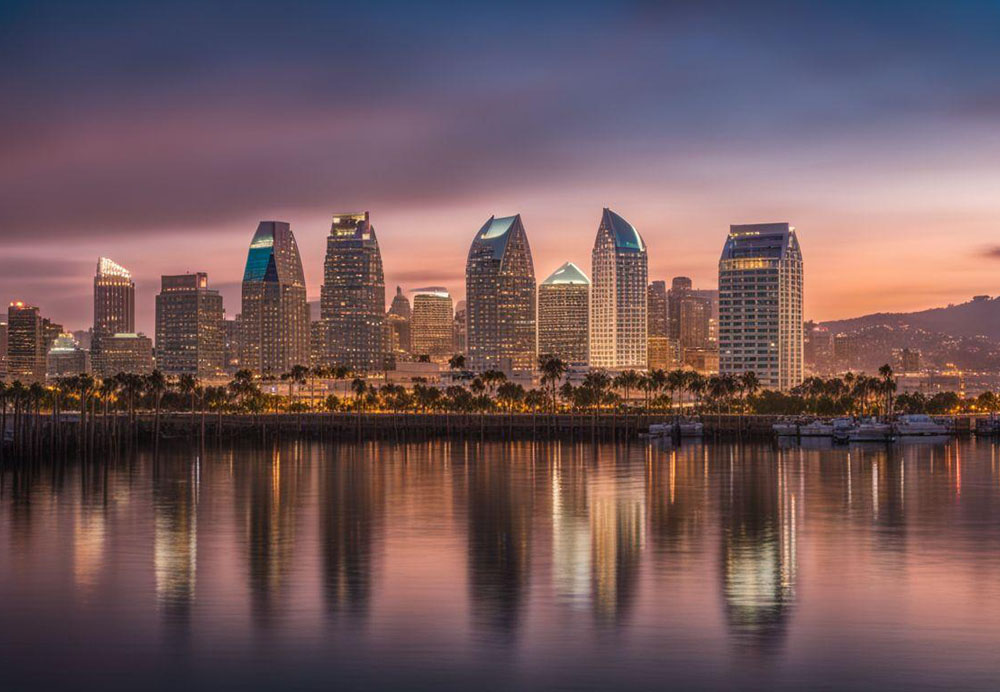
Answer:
[2,439,1000,690]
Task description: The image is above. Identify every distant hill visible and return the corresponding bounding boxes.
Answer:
[822,295,1000,341]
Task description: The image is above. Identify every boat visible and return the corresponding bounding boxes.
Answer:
[893,414,948,437]
[849,419,893,442]
[772,421,799,437]
[647,423,673,439]
[678,420,704,437]
[799,420,834,437]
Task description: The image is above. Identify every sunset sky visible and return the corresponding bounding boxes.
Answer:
[3,0,1000,334]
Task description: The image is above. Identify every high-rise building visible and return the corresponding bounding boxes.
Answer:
[47,333,89,377]
[647,281,668,338]
[679,294,712,351]
[465,214,536,373]
[0,320,7,381]
[667,276,692,341]
[538,262,590,364]
[453,300,467,356]
[387,286,412,355]
[240,221,309,376]
[94,257,135,337]
[719,223,804,390]
[155,273,225,378]
[691,288,719,346]
[7,302,46,383]
[223,317,241,372]
[321,212,387,372]
[590,208,648,369]
[97,333,154,375]
[410,287,454,360]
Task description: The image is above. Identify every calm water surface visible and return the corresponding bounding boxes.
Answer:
[2,439,1000,690]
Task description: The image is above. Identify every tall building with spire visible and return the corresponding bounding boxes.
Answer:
[719,223,804,390]
[321,212,387,372]
[589,208,648,369]
[538,262,590,364]
[240,221,309,376]
[465,214,536,373]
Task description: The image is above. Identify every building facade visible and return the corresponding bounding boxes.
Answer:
[321,212,387,372]
[7,302,46,383]
[666,276,692,341]
[387,286,412,356]
[590,208,648,369]
[538,262,590,364]
[97,333,154,375]
[47,333,89,377]
[410,288,454,360]
[240,221,310,376]
[465,214,536,373]
[155,273,225,378]
[719,223,804,390]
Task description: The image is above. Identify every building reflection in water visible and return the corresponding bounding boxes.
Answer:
[589,445,644,625]
[467,442,532,639]
[719,445,797,655]
[550,445,591,609]
[235,442,306,627]
[153,454,200,627]
[320,443,382,620]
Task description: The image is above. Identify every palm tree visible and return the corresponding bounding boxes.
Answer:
[0,381,7,460]
[613,370,641,408]
[145,370,167,440]
[448,353,466,372]
[538,354,568,414]
[351,377,369,413]
[878,364,896,419]
[740,371,760,412]
[178,373,200,434]
[480,369,507,398]
[309,365,328,411]
[666,369,687,418]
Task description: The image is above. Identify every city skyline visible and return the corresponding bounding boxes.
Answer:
[5,3,1000,332]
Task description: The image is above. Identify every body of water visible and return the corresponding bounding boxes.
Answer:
[2,439,999,690]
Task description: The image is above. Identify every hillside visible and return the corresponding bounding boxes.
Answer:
[821,295,1000,341]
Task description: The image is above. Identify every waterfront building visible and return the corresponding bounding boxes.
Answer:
[47,333,89,377]
[97,333,154,375]
[538,262,590,364]
[647,281,668,338]
[321,212,387,372]
[387,286,412,355]
[590,208,647,369]
[155,273,225,378]
[240,221,310,376]
[465,214,536,373]
[718,223,804,390]
[692,288,719,346]
[410,287,454,360]
[7,301,46,383]
[309,320,327,368]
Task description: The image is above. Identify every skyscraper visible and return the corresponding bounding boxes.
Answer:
[240,221,309,376]
[719,223,804,390]
[155,273,225,378]
[321,212,387,372]
[0,320,7,381]
[465,214,536,373]
[646,279,673,370]
[666,276,692,341]
[94,257,135,337]
[387,286,412,355]
[410,288,454,360]
[538,262,590,364]
[590,208,647,369]
[7,301,46,383]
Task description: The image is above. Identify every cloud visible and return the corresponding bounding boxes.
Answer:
[977,246,1000,260]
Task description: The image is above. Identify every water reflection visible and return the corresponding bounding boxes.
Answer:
[5,439,1000,690]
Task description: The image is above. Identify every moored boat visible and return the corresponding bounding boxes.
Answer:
[849,419,892,442]
[893,414,949,437]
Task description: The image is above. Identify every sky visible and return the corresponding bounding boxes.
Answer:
[3,0,1000,334]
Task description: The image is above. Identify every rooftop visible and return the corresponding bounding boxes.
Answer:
[541,261,590,286]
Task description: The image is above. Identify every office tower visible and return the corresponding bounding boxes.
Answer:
[41,318,62,355]
[647,281,668,338]
[590,208,648,369]
[465,214,536,373]
[691,288,719,346]
[387,286,412,355]
[97,333,154,375]
[0,320,7,381]
[309,321,327,368]
[410,287,454,359]
[47,333,89,377]
[155,273,224,378]
[679,294,712,351]
[453,300,467,356]
[94,257,135,336]
[666,276,691,340]
[538,262,590,364]
[7,302,46,383]
[223,318,241,372]
[719,223,804,390]
[240,221,310,376]
[321,212,387,372]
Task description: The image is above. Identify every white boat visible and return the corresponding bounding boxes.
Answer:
[849,419,892,442]
[772,422,799,437]
[678,421,704,438]
[647,423,673,438]
[893,414,948,437]
[799,420,834,437]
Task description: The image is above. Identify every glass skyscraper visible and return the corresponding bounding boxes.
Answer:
[590,208,647,369]
[718,223,804,390]
[321,212,387,372]
[240,221,309,376]
[538,262,590,365]
[465,214,536,373]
